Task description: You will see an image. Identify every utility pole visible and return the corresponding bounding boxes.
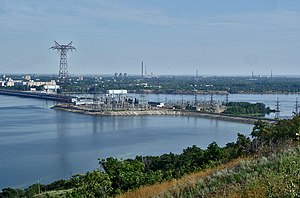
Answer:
[38,179,41,194]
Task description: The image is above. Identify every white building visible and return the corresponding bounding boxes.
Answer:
[43,85,60,94]
[24,75,31,81]
[107,90,128,95]
[27,80,56,87]
[6,80,14,87]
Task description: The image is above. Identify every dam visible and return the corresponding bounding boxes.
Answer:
[0,89,74,103]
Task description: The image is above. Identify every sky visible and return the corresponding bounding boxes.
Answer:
[0,0,300,76]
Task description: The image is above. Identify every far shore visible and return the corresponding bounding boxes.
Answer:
[51,104,277,124]
[65,91,300,95]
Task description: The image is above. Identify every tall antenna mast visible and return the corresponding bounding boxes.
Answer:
[50,41,76,79]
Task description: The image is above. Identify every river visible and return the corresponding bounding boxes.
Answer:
[0,93,298,189]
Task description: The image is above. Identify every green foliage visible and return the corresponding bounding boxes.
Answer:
[70,171,112,198]
[180,145,205,170]
[6,75,300,94]
[164,146,300,198]
[25,183,40,197]
[97,140,244,195]
[223,102,273,116]
[100,158,147,194]
[0,188,25,198]
[204,142,226,164]
[251,116,300,150]
[42,180,71,192]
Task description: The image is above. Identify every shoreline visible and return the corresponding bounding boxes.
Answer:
[66,91,300,95]
[51,104,277,124]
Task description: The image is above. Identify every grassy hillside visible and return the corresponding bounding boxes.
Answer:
[120,145,300,198]
[117,158,246,198]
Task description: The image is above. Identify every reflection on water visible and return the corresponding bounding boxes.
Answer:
[56,110,72,179]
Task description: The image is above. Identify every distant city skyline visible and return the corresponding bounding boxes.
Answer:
[0,0,300,76]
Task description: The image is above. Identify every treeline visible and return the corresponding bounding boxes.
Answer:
[223,102,274,116]
[1,116,300,197]
[100,136,249,196]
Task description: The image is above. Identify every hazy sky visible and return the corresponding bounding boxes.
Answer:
[1,0,300,76]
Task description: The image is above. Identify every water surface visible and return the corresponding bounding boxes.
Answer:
[0,95,254,189]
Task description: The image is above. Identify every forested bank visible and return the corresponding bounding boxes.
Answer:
[3,75,300,95]
[223,102,275,116]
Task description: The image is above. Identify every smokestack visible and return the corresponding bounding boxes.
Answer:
[141,61,144,78]
[271,70,273,78]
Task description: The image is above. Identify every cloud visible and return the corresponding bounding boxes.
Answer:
[0,0,189,35]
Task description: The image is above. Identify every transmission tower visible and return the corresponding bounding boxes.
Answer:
[209,94,214,113]
[225,94,229,105]
[50,41,76,79]
[275,97,280,119]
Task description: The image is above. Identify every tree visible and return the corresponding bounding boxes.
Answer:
[0,188,25,198]
[71,171,112,198]
[100,158,146,193]
[204,142,225,165]
[251,120,270,139]
[235,133,251,156]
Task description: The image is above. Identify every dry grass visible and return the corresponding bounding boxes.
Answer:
[117,158,248,198]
